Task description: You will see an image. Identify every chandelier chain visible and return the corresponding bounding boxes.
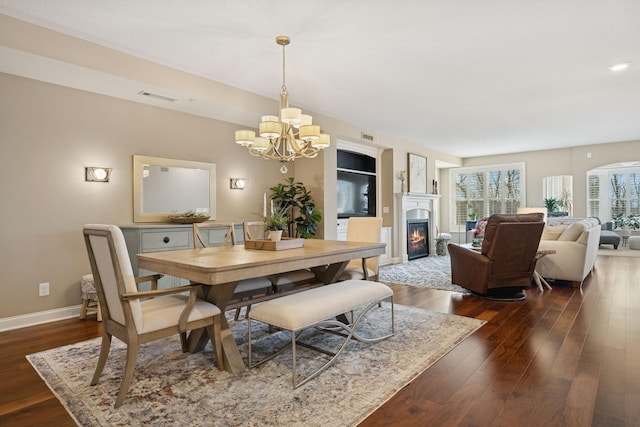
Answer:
[281,42,287,93]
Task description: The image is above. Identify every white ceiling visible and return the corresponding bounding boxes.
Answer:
[1,0,639,158]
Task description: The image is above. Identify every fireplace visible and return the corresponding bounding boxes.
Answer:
[395,193,440,263]
[407,219,429,260]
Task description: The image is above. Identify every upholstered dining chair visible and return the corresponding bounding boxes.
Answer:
[338,217,383,281]
[243,221,316,293]
[193,222,273,319]
[448,213,545,300]
[83,224,222,408]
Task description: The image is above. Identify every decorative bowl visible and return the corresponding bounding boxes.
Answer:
[168,215,210,224]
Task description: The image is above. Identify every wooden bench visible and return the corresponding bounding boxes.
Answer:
[248,279,394,388]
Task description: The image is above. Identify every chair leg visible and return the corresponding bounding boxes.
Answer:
[234,307,242,321]
[244,304,252,320]
[96,303,102,322]
[79,299,89,319]
[114,342,139,408]
[90,332,112,386]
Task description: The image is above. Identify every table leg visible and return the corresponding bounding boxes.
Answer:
[312,261,355,325]
[311,261,349,284]
[188,281,246,374]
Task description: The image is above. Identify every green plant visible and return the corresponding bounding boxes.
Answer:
[269,177,322,238]
[264,205,288,231]
[612,214,640,230]
[176,210,208,218]
[543,197,559,212]
[627,216,640,230]
[613,214,625,229]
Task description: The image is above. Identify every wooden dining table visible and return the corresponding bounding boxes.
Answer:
[137,238,386,373]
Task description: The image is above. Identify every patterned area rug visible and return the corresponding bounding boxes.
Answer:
[27,304,483,427]
[379,255,469,293]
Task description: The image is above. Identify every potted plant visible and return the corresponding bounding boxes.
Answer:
[264,206,288,242]
[434,234,447,256]
[270,177,322,238]
[544,197,559,213]
[625,216,640,231]
[612,214,625,230]
[612,214,640,240]
[398,170,406,193]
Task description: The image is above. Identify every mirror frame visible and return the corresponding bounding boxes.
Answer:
[133,155,216,223]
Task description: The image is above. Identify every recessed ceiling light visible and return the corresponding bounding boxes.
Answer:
[609,62,631,71]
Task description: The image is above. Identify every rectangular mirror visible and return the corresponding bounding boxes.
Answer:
[133,155,216,222]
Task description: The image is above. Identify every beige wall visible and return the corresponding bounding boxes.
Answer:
[438,140,640,233]
[0,73,293,317]
[0,71,456,320]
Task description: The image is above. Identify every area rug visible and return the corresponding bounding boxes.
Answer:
[598,245,640,258]
[27,304,483,427]
[379,255,468,293]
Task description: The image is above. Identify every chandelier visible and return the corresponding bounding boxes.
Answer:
[234,36,330,173]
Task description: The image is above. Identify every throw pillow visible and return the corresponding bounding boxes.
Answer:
[557,221,588,241]
[541,225,567,241]
[474,217,489,238]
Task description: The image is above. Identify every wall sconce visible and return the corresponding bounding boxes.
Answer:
[230,178,247,190]
[85,167,112,182]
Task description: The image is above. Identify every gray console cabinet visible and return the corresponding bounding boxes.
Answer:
[121,223,245,289]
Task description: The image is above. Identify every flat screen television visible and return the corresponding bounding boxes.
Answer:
[337,170,376,218]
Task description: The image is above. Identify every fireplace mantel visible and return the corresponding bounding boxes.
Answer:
[395,193,441,262]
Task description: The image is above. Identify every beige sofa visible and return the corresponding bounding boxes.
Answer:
[535,218,601,287]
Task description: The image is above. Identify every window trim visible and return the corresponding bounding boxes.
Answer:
[449,162,526,228]
[587,166,640,220]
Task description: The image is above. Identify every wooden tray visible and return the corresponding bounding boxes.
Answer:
[244,238,305,251]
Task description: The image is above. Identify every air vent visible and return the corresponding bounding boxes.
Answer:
[138,90,178,103]
[361,132,375,143]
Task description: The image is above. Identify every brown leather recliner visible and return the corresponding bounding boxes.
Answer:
[448,213,545,300]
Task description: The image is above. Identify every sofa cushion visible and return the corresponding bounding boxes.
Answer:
[585,217,599,227]
[577,231,590,245]
[541,225,567,241]
[558,221,588,241]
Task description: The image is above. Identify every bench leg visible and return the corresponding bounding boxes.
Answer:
[249,298,395,388]
[291,299,394,388]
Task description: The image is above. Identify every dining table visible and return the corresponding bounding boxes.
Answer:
[137,238,386,373]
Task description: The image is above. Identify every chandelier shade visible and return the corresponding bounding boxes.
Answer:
[234,35,330,173]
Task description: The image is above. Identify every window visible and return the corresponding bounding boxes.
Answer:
[587,166,640,220]
[451,163,525,226]
[587,175,600,218]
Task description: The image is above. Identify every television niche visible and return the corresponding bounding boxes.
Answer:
[337,150,376,219]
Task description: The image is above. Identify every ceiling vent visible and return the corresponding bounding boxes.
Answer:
[138,90,178,103]
[361,132,375,143]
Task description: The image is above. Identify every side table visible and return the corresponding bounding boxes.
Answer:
[533,249,556,292]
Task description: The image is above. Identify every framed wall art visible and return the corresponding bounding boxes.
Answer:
[407,153,427,193]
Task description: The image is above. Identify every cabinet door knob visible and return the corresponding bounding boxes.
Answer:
[163,236,170,244]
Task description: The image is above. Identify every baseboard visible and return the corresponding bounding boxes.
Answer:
[0,305,81,332]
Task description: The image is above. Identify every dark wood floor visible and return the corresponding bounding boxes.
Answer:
[1,254,638,426]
